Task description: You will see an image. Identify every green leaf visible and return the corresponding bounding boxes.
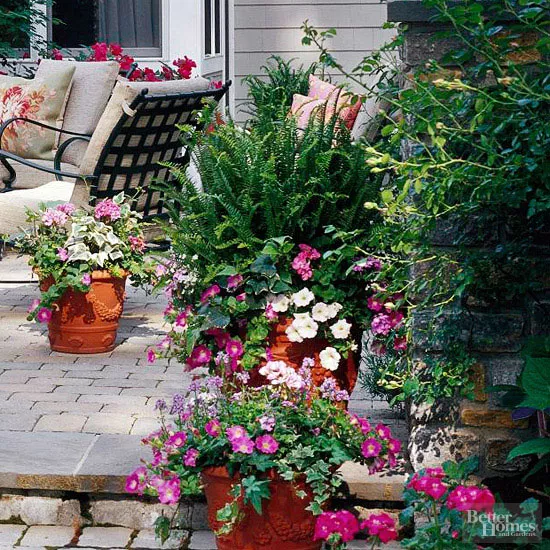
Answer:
[521,356,550,410]
[242,476,271,515]
[250,254,277,276]
[508,438,550,461]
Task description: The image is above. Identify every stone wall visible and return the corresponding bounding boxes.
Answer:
[387,0,545,478]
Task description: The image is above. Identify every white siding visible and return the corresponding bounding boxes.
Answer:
[233,0,394,121]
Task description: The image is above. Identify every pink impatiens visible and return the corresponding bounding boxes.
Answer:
[94,198,121,221]
[361,512,398,543]
[446,485,495,513]
[291,243,320,281]
[314,510,360,543]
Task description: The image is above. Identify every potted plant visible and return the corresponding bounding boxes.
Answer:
[16,192,151,354]
[148,233,407,394]
[126,365,400,549]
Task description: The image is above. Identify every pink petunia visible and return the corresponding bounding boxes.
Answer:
[231,437,254,454]
[226,425,247,442]
[157,477,181,505]
[255,435,279,454]
[200,284,220,304]
[361,438,382,458]
[225,339,244,358]
[205,419,221,437]
[183,448,199,467]
[166,432,187,448]
[146,348,156,364]
[36,307,52,323]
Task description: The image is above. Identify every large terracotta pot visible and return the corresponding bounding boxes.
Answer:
[40,270,127,354]
[265,317,359,393]
[202,467,321,550]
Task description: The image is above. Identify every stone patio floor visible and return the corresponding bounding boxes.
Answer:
[0,252,406,549]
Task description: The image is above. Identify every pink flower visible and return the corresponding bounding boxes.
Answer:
[258,415,276,432]
[41,208,68,227]
[206,328,230,349]
[125,466,147,495]
[425,467,445,478]
[226,425,248,442]
[129,235,146,252]
[27,299,41,313]
[361,513,398,543]
[299,244,320,260]
[188,345,212,368]
[236,293,246,302]
[205,419,221,437]
[155,264,168,277]
[255,435,279,454]
[157,477,181,505]
[225,339,244,358]
[227,274,243,289]
[314,510,359,543]
[361,438,382,458]
[183,448,199,467]
[371,313,392,336]
[375,423,392,440]
[109,42,123,56]
[389,311,404,329]
[350,414,371,434]
[393,336,408,351]
[90,42,108,61]
[367,295,384,312]
[388,438,401,454]
[81,273,92,286]
[51,48,63,60]
[157,336,172,351]
[413,476,447,500]
[56,248,69,261]
[56,203,75,215]
[175,312,188,329]
[166,432,187,448]
[94,198,121,221]
[231,437,254,454]
[146,348,156,364]
[173,56,196,79]
[36,307,52,323]
[446,485,495,513]
[200,284,220,304]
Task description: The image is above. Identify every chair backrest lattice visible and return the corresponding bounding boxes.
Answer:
[89,83,229,220]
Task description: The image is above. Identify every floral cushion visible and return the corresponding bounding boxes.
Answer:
[0,65,76,160]
[289,94,326,129]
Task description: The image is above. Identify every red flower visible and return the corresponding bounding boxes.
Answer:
[109,43,123,57]
[173,56,196,79]
[51,48,63,60]
[118,55,135,72]
[90,42,108,61]
[161,66,175,80]
[143,67,161,82]
[129,68,144,81]
[211,80,223,89]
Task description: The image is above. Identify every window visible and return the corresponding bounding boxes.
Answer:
[204,0,222,57]
[51,0,162,57]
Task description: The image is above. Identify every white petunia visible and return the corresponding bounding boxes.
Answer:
[326,302,343,319]
[312,302,331,323]
[286,324,304,343]
[259,360,290,382]
[271,294,291,313]
[292,288,315,308]
[319,347,341,371]
[330,319,352,340]
[293,314,318,339]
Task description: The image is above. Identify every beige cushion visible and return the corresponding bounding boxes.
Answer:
[0,158,79,191]
[0,66,76,160]
[79,76,211,178]
[35,60,120,167]
[0,180,89,236]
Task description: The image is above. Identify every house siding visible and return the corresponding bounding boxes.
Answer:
[233,0,394,121]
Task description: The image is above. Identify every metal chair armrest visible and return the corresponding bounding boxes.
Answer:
[53,136,92,181]
[0,117,92,143]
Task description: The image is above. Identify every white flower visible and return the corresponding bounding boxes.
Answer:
[292,288,315,308]
[270,294,291,313]
[312,302,331,323]
[319,347,341,371]
[293,314,318,339]
[282,370,305,390]
[350,342,358,352]
[286,324,304,343]
[259,361,290,382]
[326,302,343,319]
[330,319,352,340]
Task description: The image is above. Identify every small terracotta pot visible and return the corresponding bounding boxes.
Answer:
[256,317,359,393]
[40,270,127,354]
[202,467,321,550]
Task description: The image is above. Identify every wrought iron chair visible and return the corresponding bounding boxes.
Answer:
[0,81,231,227]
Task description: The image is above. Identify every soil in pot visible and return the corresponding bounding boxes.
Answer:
[202,467,322,550]
[40,270,126,354]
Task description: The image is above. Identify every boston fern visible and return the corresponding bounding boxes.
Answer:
[160,106,380,277]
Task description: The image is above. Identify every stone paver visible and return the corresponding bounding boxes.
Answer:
[76,526,133,548]
[19,525,75,547]
[188,530,217,550]
[0,524,26,545]
[131,529,188,549]
[34,413,88,432]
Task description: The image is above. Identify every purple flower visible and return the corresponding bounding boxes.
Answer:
[56,247,69,261]
[157,477,181,505]
[371,313,392,336]
[200,284,220,304]
[255,435,279,454]
[81,273,92,286]
[258,415,276,432]
[184,448,199,467]
[226,425,248,442]
[146,348,156,364]
[227,274,243,289]
[36,307,52,323]
[154,399,167,411]
[231,437,254,454]
[94,198,121,221]
[170,394,185,415]
[361,438,382,458]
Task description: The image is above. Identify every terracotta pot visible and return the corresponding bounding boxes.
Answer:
[262,317,359,393]
[202,467,321,550]
[40,270,127,354]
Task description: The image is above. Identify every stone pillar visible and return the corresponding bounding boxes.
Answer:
[387,0,545,478]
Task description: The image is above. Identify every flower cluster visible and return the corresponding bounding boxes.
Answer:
[291,243,320,280]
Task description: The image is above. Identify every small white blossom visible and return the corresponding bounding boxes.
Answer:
[292,288,315,308]
[312,302,331,322]
[319,347,341,371]
[330,319,352,340]
[293,313,318,339]
[286,324,304,343]
[270,294,291,313]
[326,302,343,319]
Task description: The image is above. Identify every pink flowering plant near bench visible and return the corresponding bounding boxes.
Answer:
[126,365,400,540]
[15,193,152,321]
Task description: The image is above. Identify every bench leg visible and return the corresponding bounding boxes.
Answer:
[0,157,16,192]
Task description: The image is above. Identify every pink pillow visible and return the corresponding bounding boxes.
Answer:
[290,93,326,129]
[308,74,337,100]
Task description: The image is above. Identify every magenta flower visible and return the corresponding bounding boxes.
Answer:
[128,235,146,252]
[200,284,220,304]
[56,202,76,215]
[205,328,230,349]
[231,437,254,454]
[360,513,398,543]
[255,435,279,454]
[205,419,221,437]
[393,336,407,351]
[388,438,401,454]
[227,274,243,289]
[157,477,181,505]
[94,198,121,221]
[175,312,188,328]
[361,438,382,458]
[225,339,244,358]
[413,476,447,500]
[265,303,278,320]
[146,348,156,364]
[166,432,187,448]
[375,423,392,440]
[446,485,495,513]
[125,466,147,495]
[56,247,69,261]
[236,293,246,302]
[183,448,199,467]
[367,296,384,312]
[351,415,371,435]
[36,307,52,323]
[389,311,404,329]
[371,313,392,336]
[226,425,247,442]
[189,345,212,367]
[314,510,359,543]
[27,299,41,313]
[81,273,92,286]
